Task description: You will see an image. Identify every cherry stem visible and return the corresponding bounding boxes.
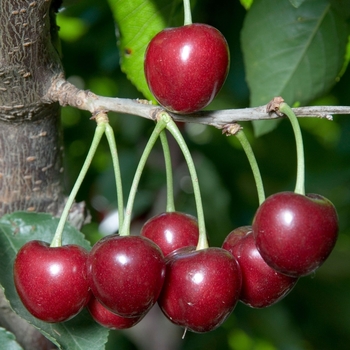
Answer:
[165,116,208,250]
[279,102,305,195]
[50,113,107,247]
[160,130,175,212]
[183,0,193,25]
[120,119,167,236]
[105,124,124,229]
[235,129,265,205]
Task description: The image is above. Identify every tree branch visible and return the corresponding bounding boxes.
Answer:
[47,78,350,127]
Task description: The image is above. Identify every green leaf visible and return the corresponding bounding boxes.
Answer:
[241,0,348,136]
[0,212,109,350]
[0,328,23,350]
[107,0,184,100]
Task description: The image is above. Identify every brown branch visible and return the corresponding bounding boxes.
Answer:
[47,78,350,127]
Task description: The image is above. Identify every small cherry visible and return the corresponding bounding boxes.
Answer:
[158,247,242,333]
[87,234,165,318]
[252,192,339,277]
[222,226,298,308]
[13,240,90,322]
[140,211,199,256]
[87,296,144,329]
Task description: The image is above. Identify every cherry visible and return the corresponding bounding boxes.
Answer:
[158,247,241,333]
[140,211,199,257]
[87,296,144,329]
[252,192,339,277]
[144,23,230,114]
[222,226,298,308]
[87,234,165,318]
[13,240,90,322]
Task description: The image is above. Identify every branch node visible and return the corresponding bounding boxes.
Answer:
[222,123,242,136]
[266,96,285,116]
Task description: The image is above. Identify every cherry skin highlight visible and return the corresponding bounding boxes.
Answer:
[87,296,144,329]
[140,211,199,257]
[87,234,165,318]
[252,192,339,277]
[144,23,230,114]
[158,247,242,333]
[222,226,298,308]
[13,240,90,322]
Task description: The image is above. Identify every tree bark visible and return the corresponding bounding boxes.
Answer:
[0,0,65,348]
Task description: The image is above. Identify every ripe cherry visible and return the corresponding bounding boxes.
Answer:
[158,247,241,333]
[144,23,230,114]
[87,296,144,329]
[222,226,297,308]
[13,240,90,322]
[140,211,199,257]
[252,192,339,277]
[87,235,165,318]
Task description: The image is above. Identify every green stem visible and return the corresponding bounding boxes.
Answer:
[51,122,106,247]
[160,130,175,212]
[279,102,305,195]
[165,118,208,250]
[183,0,192,25]
[120,120,167,236]
[105,124,124,230]
[235,130,265,205]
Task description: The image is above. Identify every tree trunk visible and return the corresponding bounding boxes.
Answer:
[0,0,66,348]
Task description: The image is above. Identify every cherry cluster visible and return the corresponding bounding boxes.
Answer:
[13,193,338,332]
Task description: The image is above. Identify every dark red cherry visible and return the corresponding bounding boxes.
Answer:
[222,226,297,308]
[144,23,230,114]
[87,235,165,317]
[87,296,143,329]
[158,247,241,333]
[13,240,90,322]
[140,211,199,256]
[252,192,339,277]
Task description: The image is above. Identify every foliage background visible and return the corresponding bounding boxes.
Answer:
[56,0,350,349]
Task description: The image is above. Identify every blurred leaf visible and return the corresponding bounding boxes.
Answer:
[57,14,88,42]
[0,328,23,350]
[228,328,277,350]
[0,212,109,350]
[107,0,183,100]
[289,0,306,8]
[339,35,350,77]
[240,0,254,10]
[241,0,348,136]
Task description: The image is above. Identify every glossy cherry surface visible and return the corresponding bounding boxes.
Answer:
[87,235,165,317]
[140,211,199,257]
[14,240,90,322]
[253,192,339,277]
[223,226,297,308]
[144,23,230,114]
[87,296,143,329]
[158,247,241,333]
